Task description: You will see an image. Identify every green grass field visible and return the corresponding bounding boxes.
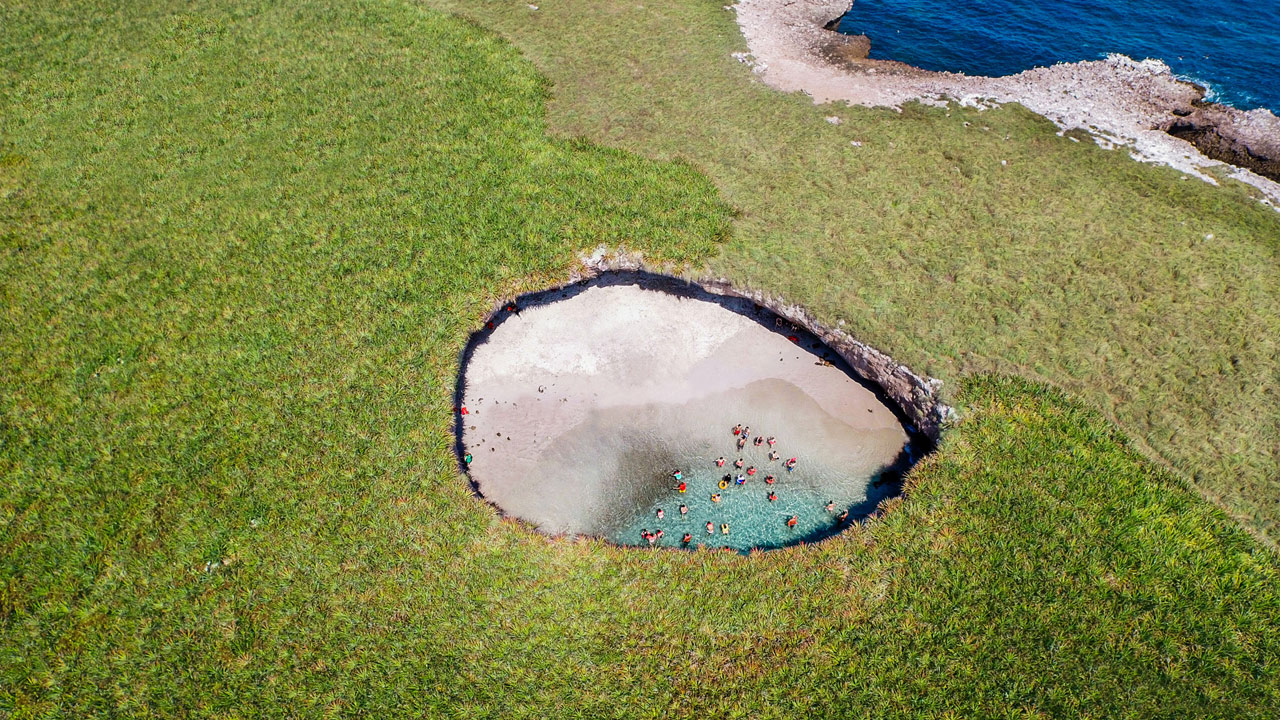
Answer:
[2,0,1279,716]
[430,0,1280,544]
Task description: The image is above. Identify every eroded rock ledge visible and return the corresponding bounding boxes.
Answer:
[1167,106,1280,182]
[571,250,954,441]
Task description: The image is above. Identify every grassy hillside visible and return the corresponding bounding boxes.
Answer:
[428,0,1280,543]
[2,0,1278,717]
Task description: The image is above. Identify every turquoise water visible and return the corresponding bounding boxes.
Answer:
[578,380,909,551]
[835,0,1280,112]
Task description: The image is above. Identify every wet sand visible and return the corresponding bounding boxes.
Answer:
[460,284,909,543]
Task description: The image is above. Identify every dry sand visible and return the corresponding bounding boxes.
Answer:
[733,0,1280,206]
[460,284,908,535]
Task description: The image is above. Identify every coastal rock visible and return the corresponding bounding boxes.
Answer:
[1167,107,1280,182]
[732,0,1280,206]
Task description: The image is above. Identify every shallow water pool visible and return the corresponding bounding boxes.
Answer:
[459,277,922,551]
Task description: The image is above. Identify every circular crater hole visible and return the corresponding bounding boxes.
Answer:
[456,273,929,551]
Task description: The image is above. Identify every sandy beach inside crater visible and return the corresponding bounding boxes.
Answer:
[460,284,909,541]
[732,0,1280,206]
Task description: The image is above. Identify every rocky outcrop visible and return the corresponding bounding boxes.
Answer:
[1166,107,1280,182]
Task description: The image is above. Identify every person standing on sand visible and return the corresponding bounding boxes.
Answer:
[768,450,780,462]
[767,436,776,447]
[737,436,747,450]
[672,469,683,481]
[785,457,797,471]
[742,426,750,439]
[754,436,764,447]
[732,424,742,436]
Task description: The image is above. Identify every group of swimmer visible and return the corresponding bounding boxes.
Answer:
[638,423,850,547]
[713,425,796,492]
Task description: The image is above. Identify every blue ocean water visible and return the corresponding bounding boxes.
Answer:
[835,0,1280,112]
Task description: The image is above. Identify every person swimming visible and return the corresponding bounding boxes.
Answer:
[715,456,726,467]
[682,533,692,544]
[824,501,835,512]
[655,529,664,540]
[706,521,714,534]
[720,523,729,535]
[764,475,775,485]
[676,481,687,493]
[672,470,683,481]
[746,466,757,476]
[711,493,721,503]
[734,458,744,469]
[837,509,849,523]
[767,491,777,502]
[786,516,798,528]
[657,508,665,519]
[680,504,688,515]
[785,457,798,471]
[734,474,746,485]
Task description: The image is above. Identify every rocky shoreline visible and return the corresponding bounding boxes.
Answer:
[734,0,1280,206]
